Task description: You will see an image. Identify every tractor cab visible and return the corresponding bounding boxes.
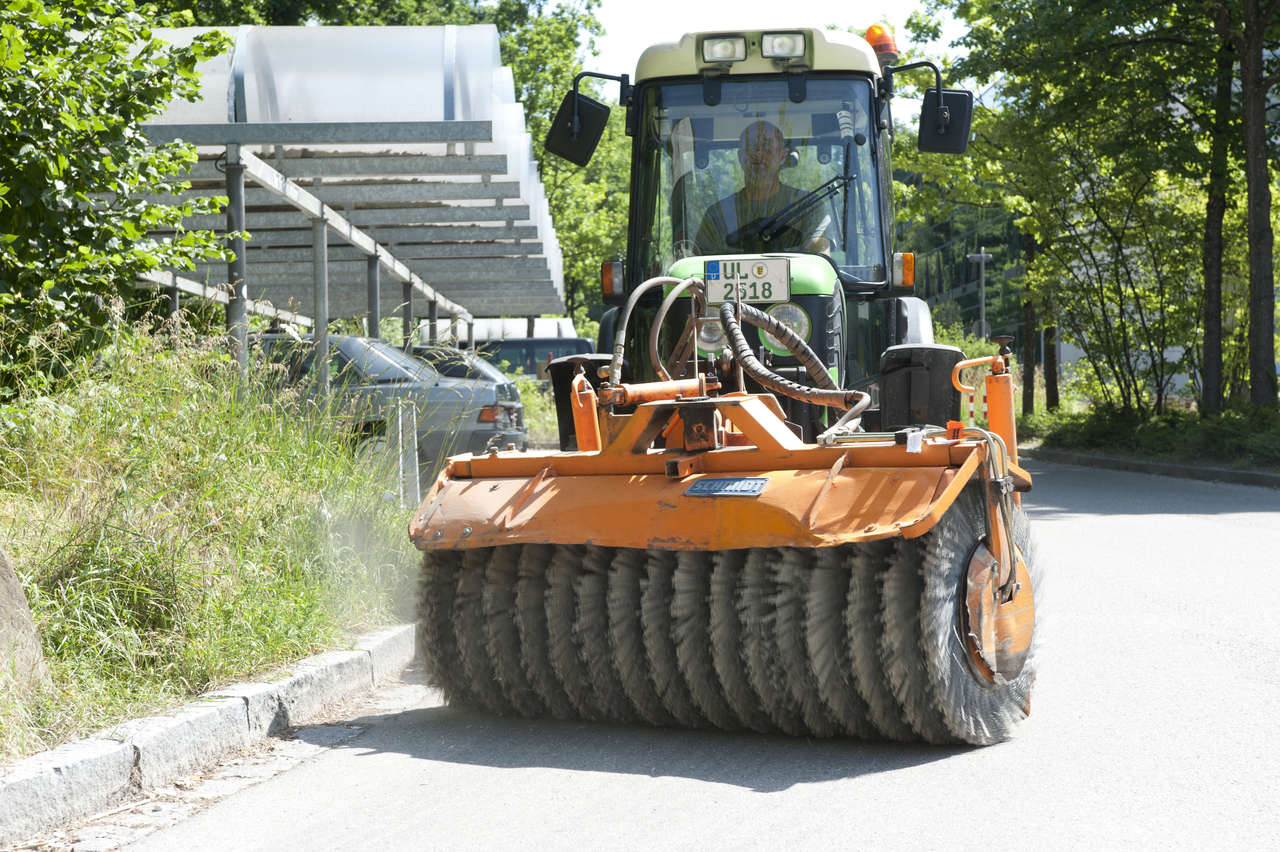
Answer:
[545,26,974,438]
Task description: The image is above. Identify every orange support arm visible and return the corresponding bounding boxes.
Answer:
[570,372,602,452]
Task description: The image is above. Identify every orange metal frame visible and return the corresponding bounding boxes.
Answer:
[409,364,1031,555]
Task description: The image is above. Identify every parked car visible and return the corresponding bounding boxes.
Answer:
[254,333,527,477]
[473,337,595,383]
[411,345,521,405]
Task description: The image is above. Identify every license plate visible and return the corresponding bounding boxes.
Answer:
[684,477,769,497]
[703,258,790,304]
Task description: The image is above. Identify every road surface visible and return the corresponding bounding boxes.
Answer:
[69,460,1280,850]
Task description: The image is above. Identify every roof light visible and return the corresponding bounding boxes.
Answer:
[703,36,746,63]
[864,23,899,67]
[762,33,805,59]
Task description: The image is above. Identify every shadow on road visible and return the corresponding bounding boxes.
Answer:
[1021,460,1280,518]
[328,669,966,794]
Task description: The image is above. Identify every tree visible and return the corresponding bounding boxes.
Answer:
[1203,0,1280,405]
[935,0,1261,409]
[0,0,232,392]
[499,2,627,328]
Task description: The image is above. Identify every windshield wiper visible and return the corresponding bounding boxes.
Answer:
[728,172,853,246]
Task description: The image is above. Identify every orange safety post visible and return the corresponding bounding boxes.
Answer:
[951,354,1017,466]
[984,370,1018,467]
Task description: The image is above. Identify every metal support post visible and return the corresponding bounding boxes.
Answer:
[168,273,180,325]
[402,281,414,350]
[167,273,182,349]
[224,144,248,370]
[526,315,536,338]
[312,217,329,395]
[965,246,993,339]
[467,321,475,348]
[396,400,421,509]
[366,255,381,340]
[428,300,438,345]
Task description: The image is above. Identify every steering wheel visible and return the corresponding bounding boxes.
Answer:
[731,220,806,252]
[673,239,702,259]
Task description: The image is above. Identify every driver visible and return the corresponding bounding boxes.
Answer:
[694,120,830,255]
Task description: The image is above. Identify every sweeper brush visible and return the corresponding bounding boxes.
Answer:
[411,278,1041,746]
[409,26,1043,745]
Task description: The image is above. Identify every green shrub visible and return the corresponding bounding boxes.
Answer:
[0,0,231,394]
[511,372,557,447]
[1033,402,1280,469]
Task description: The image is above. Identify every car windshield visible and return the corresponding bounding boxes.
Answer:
[416,347,508,383]
[340,337,438,384]
[262,336,437,386]
[634,76,885,284]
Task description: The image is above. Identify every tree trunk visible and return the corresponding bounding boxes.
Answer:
[1233,6,1278,405]
[1201,41,1234,413]
[1022,298,1036,416]
[1021,237,1037,417]
[1044,324,1059,411]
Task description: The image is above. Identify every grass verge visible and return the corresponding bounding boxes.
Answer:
[0,330,419,762]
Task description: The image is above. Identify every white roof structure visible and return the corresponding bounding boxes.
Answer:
[144,25,565,327]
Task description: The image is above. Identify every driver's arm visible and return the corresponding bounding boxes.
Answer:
[694,196,732,255]
[803,207,833,256]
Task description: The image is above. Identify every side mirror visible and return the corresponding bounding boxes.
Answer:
[918,88,973,155]
[544,89,611,167]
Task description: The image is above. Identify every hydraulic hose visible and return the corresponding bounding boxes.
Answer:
[650,279,707,381]
[729,301,838,390]
[719,301,867,411]
[609,275,684,386]
[815,395,873,444]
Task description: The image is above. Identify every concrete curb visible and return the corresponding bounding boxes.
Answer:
[1019,446,1280,488]
[0,624,415,848]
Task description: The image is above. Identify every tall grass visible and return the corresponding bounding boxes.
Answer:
[0,327,419,761]
[510,373,558,447]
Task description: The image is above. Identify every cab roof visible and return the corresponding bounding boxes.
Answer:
[634,27,880,82]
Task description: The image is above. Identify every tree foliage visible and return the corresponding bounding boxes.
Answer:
[496,1,628,329]
[910,0,1274,412]
[0,0,232,392]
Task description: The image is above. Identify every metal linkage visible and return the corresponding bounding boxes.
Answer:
[234,149,472,324]
[135,270,313,327]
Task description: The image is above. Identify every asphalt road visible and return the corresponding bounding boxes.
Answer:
[121,460,1280,851]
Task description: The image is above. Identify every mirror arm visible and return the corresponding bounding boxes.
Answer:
[570,71,634,140]
[885,60,949,135]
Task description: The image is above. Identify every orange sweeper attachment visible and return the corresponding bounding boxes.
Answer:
[409,278,1040,746]
[409,25,1040,745]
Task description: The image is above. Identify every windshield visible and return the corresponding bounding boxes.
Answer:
[416,347,508,383]
[341,337,439,384]
[634,76,885,283]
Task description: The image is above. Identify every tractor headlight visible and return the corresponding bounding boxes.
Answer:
[698,315,727,351]
[762,303,811,351]
[762,33,806,59]
[702,37,746,63]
